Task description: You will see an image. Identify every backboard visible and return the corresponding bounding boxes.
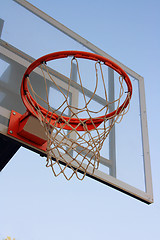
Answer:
[0,0,153,204]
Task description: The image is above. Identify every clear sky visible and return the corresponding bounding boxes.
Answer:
[0,0,160,239]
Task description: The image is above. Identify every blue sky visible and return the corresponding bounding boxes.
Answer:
[0,0,160,239]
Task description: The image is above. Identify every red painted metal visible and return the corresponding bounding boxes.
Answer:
[8,110,47,151]
[21,51,132,131]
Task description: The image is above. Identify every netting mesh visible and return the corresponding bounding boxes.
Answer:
[25,57,131,180]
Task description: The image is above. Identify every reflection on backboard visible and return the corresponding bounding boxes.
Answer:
[0,0,153,204]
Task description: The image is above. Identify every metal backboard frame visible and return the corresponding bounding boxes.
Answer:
[0,0,153,204]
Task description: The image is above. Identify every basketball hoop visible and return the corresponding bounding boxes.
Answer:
[20,51,132,180]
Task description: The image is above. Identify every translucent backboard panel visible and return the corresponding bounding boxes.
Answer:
[0,0,153,204]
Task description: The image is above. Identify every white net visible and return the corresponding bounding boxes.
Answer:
[25,56,131,180]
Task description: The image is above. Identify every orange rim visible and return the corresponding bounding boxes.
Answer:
[21,51,132,130]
